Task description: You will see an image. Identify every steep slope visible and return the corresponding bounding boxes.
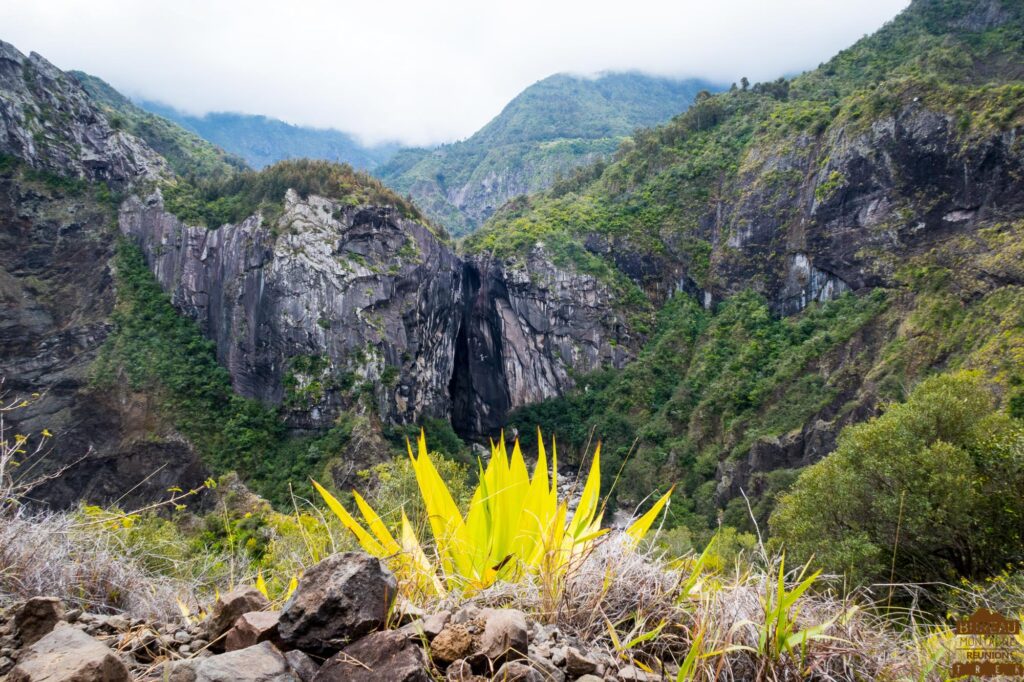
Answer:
[466,0,1024,533]
[138,101,399,171]
[70,71,247,180]
[377,72,717,235]
[0,40,210,508]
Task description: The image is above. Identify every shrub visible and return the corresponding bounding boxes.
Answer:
[770,371,1024,585]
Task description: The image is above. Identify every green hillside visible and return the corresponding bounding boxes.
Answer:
[477,0,1024,555]
[70,71,247,180]
[378,72,718,234]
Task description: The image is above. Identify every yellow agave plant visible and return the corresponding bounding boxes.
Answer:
[313,429,672,598]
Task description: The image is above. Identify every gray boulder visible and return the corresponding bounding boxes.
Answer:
[278,552,397,656]
[169,641,298,682]
[10,624,129,682]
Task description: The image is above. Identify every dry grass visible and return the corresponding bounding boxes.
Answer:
[0,508,225,621]
[408,531,965,682]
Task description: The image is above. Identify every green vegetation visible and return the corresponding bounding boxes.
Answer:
[70,70,246,181]
[509,290,888,531]
[96,240,359,505]
[137,101,398,172]
[379,73,716,235]
[771,371,1024,585]
[162,158,428,229]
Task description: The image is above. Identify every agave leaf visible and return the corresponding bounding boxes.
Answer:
[625,486,674,546]
[569,443,602,539]
[353,489,400,555]
[312,480,384,555]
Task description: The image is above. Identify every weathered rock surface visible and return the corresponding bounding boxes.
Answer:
[120,189,635,442]
[0,40,167,184]
[313,630,431,682]
[205,587,270,649]
[10,623,130,682]
[278,552,397,656]
[13,597,64,646]
[226,611,282,651]
[169,641,298,682]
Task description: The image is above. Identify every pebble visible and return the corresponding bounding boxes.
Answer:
[174,630,191,644]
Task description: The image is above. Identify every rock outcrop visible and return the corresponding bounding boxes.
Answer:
[0,40,167,184]
[119,190,637,440]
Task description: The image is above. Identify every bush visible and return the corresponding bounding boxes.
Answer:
[770,371,1024,585]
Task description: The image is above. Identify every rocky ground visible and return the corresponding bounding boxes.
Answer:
[0,551,664,682]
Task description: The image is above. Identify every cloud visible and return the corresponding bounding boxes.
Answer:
[0,0,910,146]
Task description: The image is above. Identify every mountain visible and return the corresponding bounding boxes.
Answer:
[464,0,1024,534]
[1,0,1022,539]
[137,100,400,171]
[69,70,247,179]
[377,72,719,235]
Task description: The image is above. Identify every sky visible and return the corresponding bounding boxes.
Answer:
[0,0,911,146]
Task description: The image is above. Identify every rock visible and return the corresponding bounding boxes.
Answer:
[478,609,529,663]
[284,650,320,682]
[491,661,543,682]
[313,630,430,681]
[226,611,282,651]
[13,597,65,646]
[575,676,603,682]
[64,609,82,624]
[0,656,14,675]
[175,630,192,644]
[278,552,397,657]
[616,665,655,682]
[205,587,270,649]
[10,624,129,682]
[430,623,477,664]
[565,647,598,676]
[421,610,452,639]
[446,659,486,682]
[168,641,297,682]
[524,655,564,682]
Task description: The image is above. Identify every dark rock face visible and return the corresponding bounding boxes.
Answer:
[696,106,1024,314]
[120,192,637,441]
[0,40,166,184]
[452,249,633,437]
[120,190,463,430]
[278,552,397,657]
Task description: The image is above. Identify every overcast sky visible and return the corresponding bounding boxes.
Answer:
[0,0,910,146]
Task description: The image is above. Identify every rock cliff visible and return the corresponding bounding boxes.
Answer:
[119,191,636,439]
[0,40,167,184]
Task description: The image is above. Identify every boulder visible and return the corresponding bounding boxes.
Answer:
[278,552,397,657]
[312,630,431,681]
[284,650,320,682]
[206,587,270,649]
[13,597,65,646]
[168,641,297,682]
[10,623,129,682]
[477,609,528,663]
[226,611,282,651]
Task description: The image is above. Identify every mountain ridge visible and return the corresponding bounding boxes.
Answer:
[377,72,720,234]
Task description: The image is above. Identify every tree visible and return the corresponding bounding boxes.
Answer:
[740,76,750,91]
[770,371,1024,585]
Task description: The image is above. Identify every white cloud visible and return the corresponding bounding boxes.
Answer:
[0,0,910,146]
